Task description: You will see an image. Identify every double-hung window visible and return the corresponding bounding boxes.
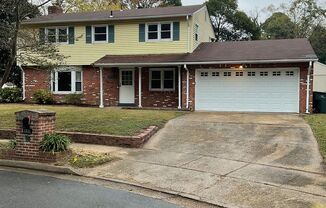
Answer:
[195,24,199,41]
[46,27,68,44]
[93,25,107,42]
[150,69,175,91]
[51,68,83,94]
[146,23,172,41]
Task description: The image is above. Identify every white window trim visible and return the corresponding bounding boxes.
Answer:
[92,25,108,43]
[45,27,69,44]
[149,68,175,91]
[145,22,173,42]
[51,67,83,95]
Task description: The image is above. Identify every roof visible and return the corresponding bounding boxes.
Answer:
[22,5,204,25]
[94,39,318,66]
[185,38,318,63]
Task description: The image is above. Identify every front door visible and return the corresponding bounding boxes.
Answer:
[119,69,135,104]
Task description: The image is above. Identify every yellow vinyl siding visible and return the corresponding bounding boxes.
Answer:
[190,6,215,52]
[22,18,188,66]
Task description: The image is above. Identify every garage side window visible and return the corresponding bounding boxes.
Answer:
[150,69,175,91]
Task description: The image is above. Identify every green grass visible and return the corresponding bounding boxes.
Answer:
[0,104,185,136]
[304,114,326,162]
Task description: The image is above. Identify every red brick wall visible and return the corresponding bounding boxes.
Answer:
[24,62,312,113]
[24,67,51,103]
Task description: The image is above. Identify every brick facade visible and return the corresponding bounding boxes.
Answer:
[23,62,313,113]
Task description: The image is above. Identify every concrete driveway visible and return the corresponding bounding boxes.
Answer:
[86,113,326,208]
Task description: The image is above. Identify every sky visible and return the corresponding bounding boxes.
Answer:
[182,0,326,21]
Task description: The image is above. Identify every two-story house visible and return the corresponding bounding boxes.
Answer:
[21,4,318,113]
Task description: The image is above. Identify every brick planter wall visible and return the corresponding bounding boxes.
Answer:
[0,126,158,148]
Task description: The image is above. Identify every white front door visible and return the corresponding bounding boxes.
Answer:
[119,69,135,104]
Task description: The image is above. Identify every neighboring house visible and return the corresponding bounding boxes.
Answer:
[21,4,318,113]
[313,62,326,93]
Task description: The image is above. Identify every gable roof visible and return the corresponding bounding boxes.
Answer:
[22,4,204,25]
[94,39,318,66]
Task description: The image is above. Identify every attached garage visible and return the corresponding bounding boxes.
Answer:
[195,68,300,113]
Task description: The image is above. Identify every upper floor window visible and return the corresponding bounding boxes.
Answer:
[51,67,82,94]
[146,23,172,41]
[93,25,107,42]
[46,27,68,43]
[195,24,199,41]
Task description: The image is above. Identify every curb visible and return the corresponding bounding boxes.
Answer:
[85,175,228,208]
[0,159,81,176]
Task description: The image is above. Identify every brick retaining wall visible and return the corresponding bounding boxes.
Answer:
[0,126,158,148]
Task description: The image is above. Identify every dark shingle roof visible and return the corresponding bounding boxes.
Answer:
[184,38,318,63]
[94,39,317,66]
[23,5,204,25]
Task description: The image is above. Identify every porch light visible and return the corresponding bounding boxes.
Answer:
[239,65,243,69]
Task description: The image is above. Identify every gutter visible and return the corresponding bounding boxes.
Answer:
[21,14,194,26]
[93,58,319,67]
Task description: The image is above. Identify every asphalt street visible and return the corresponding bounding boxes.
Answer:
[0,170,181,208]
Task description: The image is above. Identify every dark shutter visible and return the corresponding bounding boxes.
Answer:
[85,26,92,44]
[108,25,115,43]
[68,26,75,44]
[139,24,145,42]
[39,28,45,44]
[173,22,180,41]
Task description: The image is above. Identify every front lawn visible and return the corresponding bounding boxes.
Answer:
[0,104,185,136]
[304,114,326,162]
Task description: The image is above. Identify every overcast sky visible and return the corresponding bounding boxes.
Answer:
[182,0,325,21]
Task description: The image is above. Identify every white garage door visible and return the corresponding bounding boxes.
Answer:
[195,68,299,113]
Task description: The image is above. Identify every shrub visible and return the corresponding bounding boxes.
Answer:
[64,93,83,105]
[40,134,71,153]
[33,89,55,104]
[0,88,23,103]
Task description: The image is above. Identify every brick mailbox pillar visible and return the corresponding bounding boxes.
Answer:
[14,110,56,161]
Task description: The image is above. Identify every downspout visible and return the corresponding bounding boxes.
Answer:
[184,64,189,109]
[18,64,25,100]
[99,67,104,108]
[186,15,190,53]
[306,61,313,114]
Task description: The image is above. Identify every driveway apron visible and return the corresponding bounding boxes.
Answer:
[86,112,326,208]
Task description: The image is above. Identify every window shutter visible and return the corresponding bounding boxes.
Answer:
[139,24,145,42]
[173,22,180,41]
[108,25,115,43]
[39,28,45,44]
[68,26,75,44]
[85,26,92,44]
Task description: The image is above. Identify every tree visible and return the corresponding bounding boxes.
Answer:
[0,0,66,88]
[309,25,326,64]
[262,12,296,39]
[206,0,260,41]
[289,0,326,38]
[162,0,182,7]
[62,0,122,13]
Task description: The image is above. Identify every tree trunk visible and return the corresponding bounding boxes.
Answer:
[0,1,20,88]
